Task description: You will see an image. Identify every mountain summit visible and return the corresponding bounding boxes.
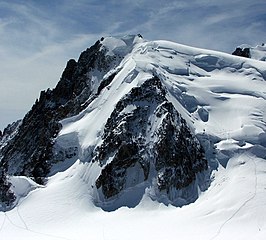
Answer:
[0,35,209,210]
[0,35,266,239]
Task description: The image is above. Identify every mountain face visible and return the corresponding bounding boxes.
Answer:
[94,76,207,208]
[0,35,209,210]
[0,38,121,208]
[0,35,266,216]
[0,39,121,183]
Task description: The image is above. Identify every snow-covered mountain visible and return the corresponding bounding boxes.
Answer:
[0,35,266,239]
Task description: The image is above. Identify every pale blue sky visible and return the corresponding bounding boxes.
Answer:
[0,0,265,129]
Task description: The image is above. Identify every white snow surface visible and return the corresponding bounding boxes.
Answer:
[1,36,266,239]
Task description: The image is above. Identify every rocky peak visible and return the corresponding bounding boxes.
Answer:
[0,35,209,210]
[0,37,124,189]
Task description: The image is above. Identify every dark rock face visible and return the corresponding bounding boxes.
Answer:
[0,39,122,206]
[232,47,251,58]
[0,169,16,210]
[0,120,21,151]
[155,106,205,191]
[0,120,21,210]
[95,76,207,200]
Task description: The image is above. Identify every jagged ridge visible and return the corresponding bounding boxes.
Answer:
[0,38,121,184]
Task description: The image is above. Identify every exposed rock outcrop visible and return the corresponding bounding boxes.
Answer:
[95,76,207,204]
[232,47,251,58]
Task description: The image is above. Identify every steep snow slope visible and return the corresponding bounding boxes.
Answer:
[0,35,266,239]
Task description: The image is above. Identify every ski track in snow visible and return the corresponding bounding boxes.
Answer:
[0,205,74,240]
[0,213,6,233]
[16,207,28,230]
[210,153,258,240]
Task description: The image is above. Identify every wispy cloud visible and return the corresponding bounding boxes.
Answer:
[0,0,265,129]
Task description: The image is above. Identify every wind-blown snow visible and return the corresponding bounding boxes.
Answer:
[1,36,266,239]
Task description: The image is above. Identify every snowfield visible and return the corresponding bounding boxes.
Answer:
[0,35,266,239]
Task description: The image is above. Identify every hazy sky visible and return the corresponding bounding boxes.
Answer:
[0,0,265,130]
